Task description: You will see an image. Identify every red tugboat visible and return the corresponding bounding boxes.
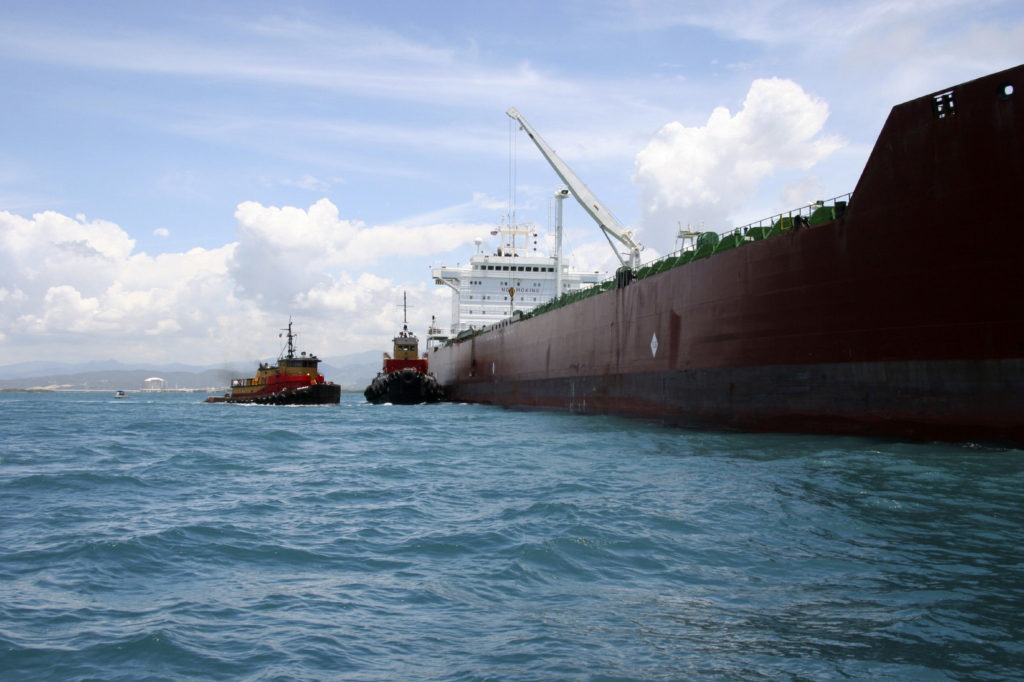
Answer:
[206,320,341,405]
[364,294,444,405]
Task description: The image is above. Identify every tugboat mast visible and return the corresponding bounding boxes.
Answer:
[398,292,414,334]
[281,318,296,359]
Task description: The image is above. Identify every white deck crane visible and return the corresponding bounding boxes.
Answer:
[506,107,643,271]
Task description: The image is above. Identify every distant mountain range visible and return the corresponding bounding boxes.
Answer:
[0,351,382,392]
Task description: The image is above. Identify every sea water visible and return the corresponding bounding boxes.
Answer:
[1,391,1022,681]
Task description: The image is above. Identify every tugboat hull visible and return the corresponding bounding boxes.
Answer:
[364,368,444,405]
[206,382,341,405]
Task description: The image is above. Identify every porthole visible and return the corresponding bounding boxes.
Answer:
[999,82,1015,100]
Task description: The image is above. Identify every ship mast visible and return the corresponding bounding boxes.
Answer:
[553,187,568,298]
[401,291,409,333]
[281,318,296,359]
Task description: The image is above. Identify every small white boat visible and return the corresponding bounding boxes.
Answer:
[114,390,127,399]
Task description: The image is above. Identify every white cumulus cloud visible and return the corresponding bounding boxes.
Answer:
[0,199,488,364]
[633,78,844,241]
[228,198,486,312]
[0,209,240,361]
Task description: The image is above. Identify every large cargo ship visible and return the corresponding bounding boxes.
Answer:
[427,65,1024,447]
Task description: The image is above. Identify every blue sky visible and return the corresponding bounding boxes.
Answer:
[1,0,1021,367]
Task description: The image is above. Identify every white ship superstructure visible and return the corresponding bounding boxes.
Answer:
[431,218,601,336]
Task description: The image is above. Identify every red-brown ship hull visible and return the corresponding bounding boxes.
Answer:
[429,66,1024,447]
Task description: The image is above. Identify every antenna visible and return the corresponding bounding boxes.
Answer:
[280,317,296,359]
[396,292,414,332]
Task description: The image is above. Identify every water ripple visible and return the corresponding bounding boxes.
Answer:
[1,392,1022,680]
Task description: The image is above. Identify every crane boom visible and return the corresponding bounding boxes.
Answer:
[506,107,642,270]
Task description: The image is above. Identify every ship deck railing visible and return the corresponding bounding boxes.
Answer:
[520,193,852,322]
[439,193,852,345]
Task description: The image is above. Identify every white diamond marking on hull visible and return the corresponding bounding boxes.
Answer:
[651,332,658,358]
